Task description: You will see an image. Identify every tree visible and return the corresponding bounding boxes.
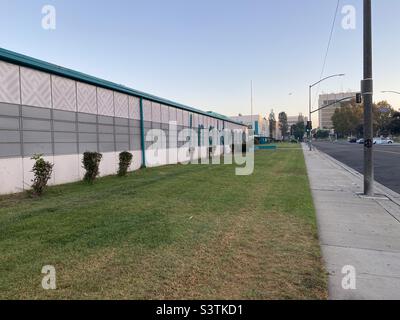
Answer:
[278,112,289,141]
[331,99,395,138]
[315,129,330,139]
[389,111,400,135]
[332,99,364,138]
[268,110,276,139]
[291,121,305,141]
[374,101,394,136]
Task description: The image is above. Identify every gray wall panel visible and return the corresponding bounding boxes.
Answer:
[54,132,77,143]
[0,143,21,157]
[0,130,20,143]
[53,109,76,122]
[116,134,129,143]
[99,143,115,152]
[54,121,76,132]
[115,118,128,126]
[115,126,129,134]
[99,133,114,143]
[79,143,97,153]
[23,119,51,131]
[0,117,19,130]
[79,133,97,143]
[116,142,129,151]
[54,143,78,155]
[98,125,114,134]
[24,143,52,156]
[0,103,19,116]
[98,115,113,124]
[23,131,52,143]
[78,123,97,133]
[22,106,51,119]
[78,113,97,123]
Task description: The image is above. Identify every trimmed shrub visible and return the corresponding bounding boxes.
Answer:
[118,151,133,177]
[31,154,54,196]
[82,152,102,183]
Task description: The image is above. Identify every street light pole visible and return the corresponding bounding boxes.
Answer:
[363,0,374,196]
[382,90,400,95]
[308,73,345,151]
[309,85,312,150]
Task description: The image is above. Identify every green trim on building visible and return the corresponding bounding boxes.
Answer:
[0,47,244,126]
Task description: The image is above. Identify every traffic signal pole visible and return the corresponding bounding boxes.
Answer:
[363,0,374,196]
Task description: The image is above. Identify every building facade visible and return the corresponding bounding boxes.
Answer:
[229,114,268,136]
[0,48,246,195]
[318,92,357,129]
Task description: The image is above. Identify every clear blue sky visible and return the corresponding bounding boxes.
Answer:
[0,0,399,123]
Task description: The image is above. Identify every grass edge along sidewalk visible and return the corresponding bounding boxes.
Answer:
[0,144,327,299]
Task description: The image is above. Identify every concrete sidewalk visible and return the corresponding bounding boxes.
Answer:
[302,143,400,300]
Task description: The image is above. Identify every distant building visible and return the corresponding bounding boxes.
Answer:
[287,115,308,128]
[229,114,268,136]
[318,92,357,129]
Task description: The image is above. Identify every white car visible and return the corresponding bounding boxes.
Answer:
[373,138,394,145]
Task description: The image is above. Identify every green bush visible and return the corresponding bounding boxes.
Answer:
[118,151,133,177]
[82,152,102,183]
[31,154,54,196]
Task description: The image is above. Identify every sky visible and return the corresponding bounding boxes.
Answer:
[0,0,399,125]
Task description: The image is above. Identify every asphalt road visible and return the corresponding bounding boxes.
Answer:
[313,141,400,194]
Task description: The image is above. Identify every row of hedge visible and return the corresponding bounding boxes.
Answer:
[31,151,133,196]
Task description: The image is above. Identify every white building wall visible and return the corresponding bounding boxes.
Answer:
[0,59,246,195]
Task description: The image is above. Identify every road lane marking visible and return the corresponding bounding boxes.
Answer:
[375,150,400,155]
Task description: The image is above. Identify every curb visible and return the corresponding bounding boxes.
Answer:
[311,145,400,207]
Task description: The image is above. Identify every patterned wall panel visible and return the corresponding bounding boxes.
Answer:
[169,107,177,122]
[176,109,183,126]
[151,102,161,123]
[142,99,152,121]
[114,92,129,118]
[128,96,140,120]
[183,111,189,127]
[192,113,198,128]
[20,67,51,108]
[77,82,97,114]
[160,104,169,124]
[52,75,77,112]
[0,61,20,104]
[97,88,114,116]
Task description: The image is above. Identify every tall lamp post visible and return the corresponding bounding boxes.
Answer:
[363,0,374,196]
[381,90,400,95]
[308,73,345,151]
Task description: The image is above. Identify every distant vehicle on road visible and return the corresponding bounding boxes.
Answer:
[373,138,394,145]
[348,137,357,143]
[357,138,364,144]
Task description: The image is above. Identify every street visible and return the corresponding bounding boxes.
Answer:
[313,141,400,194]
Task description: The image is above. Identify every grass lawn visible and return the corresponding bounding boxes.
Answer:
[0,146,327,299]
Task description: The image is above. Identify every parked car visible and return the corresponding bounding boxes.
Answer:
[357,138,364,144]
[373,138,394,145]
[348,137,357,143]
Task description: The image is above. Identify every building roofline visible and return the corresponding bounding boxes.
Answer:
[0,47,243,126]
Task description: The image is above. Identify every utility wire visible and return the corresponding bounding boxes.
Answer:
[314,0,341,104]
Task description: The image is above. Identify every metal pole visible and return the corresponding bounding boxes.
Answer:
[309,85,312,151]
[363,0,374,196]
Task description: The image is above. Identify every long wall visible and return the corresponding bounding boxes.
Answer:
[0,56,246,195]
